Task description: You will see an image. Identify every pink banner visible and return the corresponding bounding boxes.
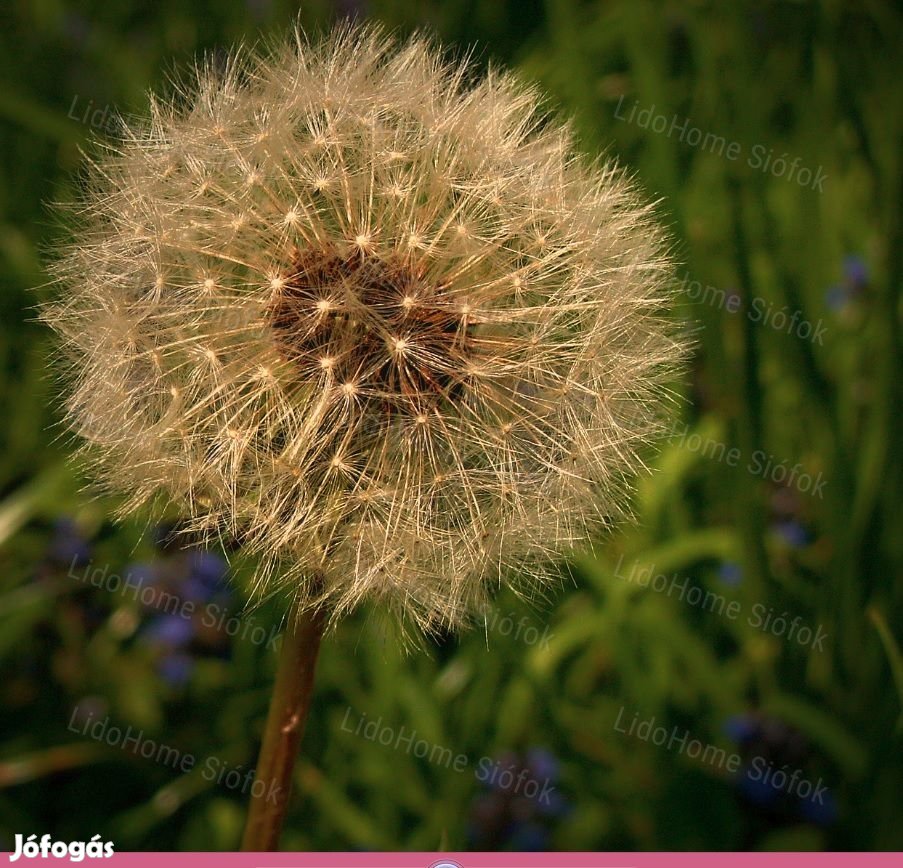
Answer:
[3,852,900,867]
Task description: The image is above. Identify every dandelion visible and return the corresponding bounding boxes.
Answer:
[42,23,684,849]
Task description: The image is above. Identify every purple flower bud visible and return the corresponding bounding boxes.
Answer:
[772,519,809,548]
[825,284,850,312]
[842,255,868,288]
[509,821,549,851]
[125,561,159,589]
[800,787,837,826]
[47,517,92,567]
[724,714,757,743]
[738,768,782,806]
[142,613,194,647]
[187,550,228,589]
[526,747,560,782]
[718,562,743,586]
[157,652,194,686]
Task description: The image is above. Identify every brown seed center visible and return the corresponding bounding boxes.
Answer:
[267,249,472,416]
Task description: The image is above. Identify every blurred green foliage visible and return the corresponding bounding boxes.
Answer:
[0,0,900,853]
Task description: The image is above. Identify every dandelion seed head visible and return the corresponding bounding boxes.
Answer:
[42,24,685,635]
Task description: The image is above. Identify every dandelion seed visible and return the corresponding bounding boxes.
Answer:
[42,23,684,638]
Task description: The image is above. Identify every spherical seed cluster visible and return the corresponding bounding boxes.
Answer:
[265,248,468,412]
[44,25,684,634]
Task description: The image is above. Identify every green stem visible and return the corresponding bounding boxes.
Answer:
[241,601,326,851]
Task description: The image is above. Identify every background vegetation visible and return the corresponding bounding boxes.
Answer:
[0,0,900,852]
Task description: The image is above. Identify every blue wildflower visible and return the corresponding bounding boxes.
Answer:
[183,550,229,601]
[468,748,565,849]
[724,714,757,743]
[726,713,837,828]
[47,517,92,567]
[125,561,159,590]
[525,747,559,782]
[842,255,868,288]
[826,255,868,314]
[825,284,849,312]
[142,613,194,648]
[800,787,838,827]
[718,562,743,586]
[157,652,194,687]
[508,821,549,851]
[738,769,782,807]
[772,520,809,548]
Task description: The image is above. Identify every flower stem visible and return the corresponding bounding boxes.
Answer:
[241,601,326,851]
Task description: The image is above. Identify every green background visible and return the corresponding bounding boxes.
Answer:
[0,0,900,852]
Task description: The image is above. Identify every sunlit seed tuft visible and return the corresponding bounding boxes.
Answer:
[42,24,685,636]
